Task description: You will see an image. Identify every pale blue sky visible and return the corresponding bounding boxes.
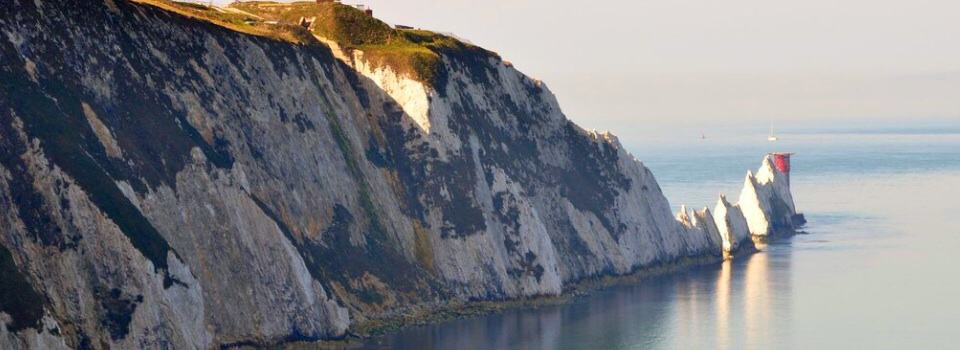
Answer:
[214,1,960,136]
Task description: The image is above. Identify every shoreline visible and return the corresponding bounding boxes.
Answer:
[355,254,725,336]
[272,244,774,349]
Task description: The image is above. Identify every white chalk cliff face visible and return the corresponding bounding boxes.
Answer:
[714,195,752,253]
[0,1,803,349]
[738,157,804,237]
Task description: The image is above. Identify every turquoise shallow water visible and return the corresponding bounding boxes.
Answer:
[357,130,960,349]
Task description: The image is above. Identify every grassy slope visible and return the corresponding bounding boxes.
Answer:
[133,1,497,85]
[131,0,320,44]
[227,1,497,85]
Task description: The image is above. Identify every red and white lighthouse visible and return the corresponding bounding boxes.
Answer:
[769,152,793,183]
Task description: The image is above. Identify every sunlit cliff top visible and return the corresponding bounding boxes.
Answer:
[132,0,498,85]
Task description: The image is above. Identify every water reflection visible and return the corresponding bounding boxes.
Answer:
[358,243,796,350]
[715,259,732,350]
[743,249,771,349]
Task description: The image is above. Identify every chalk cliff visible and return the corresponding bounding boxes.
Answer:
[738,157,805,238]
[0,1,802,348]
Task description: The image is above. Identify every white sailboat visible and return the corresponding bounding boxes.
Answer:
[767,123,779,142]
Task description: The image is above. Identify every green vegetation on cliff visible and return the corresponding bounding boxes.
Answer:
[133,0,321,44]
[137,1,495,86]
[232,1,496,85]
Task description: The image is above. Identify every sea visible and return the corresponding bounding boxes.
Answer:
[356,127,960,349]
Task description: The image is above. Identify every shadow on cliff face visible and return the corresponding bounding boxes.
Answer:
[0,17,182,287]
[0,245,44,332]
[0,0,442,338]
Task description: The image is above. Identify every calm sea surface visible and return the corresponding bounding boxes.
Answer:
[357,130,960,349]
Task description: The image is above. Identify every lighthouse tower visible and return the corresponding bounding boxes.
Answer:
[769,152,794,184]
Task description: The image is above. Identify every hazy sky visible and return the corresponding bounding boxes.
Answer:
[217,0,960,135]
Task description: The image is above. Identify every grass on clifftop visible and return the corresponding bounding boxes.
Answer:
[134,1,496,86]
[131,0,321,45]
[230,1,497,86]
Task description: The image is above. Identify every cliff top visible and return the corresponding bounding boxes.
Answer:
[132,0,497,86]
[131,0,320,44]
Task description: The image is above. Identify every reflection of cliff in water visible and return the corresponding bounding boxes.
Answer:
[665,244,793,349]
[743,249,775,349]
[361,241,796,350]
[706,242,796,349]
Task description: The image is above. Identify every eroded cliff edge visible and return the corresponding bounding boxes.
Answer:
[0,1,803,348]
